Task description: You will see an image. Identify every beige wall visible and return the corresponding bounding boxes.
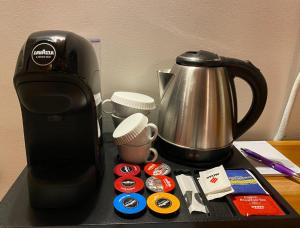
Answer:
[1,0,300,199]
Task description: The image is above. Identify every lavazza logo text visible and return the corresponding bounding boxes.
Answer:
[31,43,56,66]
[33,49,55,56]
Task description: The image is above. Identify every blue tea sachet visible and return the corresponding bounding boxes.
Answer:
[226,169,268,195]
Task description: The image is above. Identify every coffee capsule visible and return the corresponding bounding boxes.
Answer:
[145,176,175,193]
[114,176,144,193]
[113,193,146,216]
[144,162,171,176]
[147,192,180,215]
[114,163,141,177]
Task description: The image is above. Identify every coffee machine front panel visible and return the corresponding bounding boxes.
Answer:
[14,31,103,208]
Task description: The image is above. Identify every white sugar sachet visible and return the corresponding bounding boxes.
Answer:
[198,165,234,200]
[176,174,209,214]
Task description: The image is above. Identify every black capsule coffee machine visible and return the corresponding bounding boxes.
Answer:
[13,31,103,208]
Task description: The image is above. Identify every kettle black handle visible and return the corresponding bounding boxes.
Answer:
[222,57,268,139]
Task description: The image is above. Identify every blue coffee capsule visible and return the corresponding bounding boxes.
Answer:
[113,193,146,215]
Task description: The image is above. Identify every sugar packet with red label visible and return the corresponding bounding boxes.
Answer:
[198,165,234,200]
[231,195,285,216]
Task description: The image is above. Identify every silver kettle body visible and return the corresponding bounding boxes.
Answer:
[157,50,267,165]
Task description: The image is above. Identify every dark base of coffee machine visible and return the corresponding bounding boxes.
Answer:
[28,164,98,209]
[155,136,233,168]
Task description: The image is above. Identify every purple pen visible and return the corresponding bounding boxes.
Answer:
[241,148,300,179]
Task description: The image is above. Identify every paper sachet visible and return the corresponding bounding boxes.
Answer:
[198,165,234,200]
[175,174,209,214]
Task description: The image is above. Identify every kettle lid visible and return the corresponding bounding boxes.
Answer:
[176,50,221,67]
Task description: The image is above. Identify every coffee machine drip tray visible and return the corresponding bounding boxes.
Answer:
[0,134,299,228]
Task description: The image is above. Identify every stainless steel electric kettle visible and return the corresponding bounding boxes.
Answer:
[156,50,267,166]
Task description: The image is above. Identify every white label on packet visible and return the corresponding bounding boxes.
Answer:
[245,170,268,194]
[198,165,234,200]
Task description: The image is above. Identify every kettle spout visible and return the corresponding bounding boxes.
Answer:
[157,69,173,99]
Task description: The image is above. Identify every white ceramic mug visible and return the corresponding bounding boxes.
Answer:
[111,113,126,128]
[117,142,158,164]
[128,123,158,146]
[102,99,150,117]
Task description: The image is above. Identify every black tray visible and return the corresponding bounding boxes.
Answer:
[1,134,300,227]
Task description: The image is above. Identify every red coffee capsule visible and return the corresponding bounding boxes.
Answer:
[144,162,171,176]
[145,176,175,193]
[114,176,144,193]
[114,163,141,177]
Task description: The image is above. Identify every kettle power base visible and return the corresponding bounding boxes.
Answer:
[155,136,233,168]
[1,134,299,228]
